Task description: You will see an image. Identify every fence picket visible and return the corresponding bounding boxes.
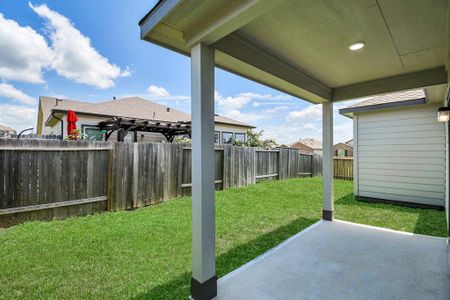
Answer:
[0,139,351,227]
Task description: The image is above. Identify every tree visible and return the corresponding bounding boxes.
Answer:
[234,129,277,149]
[174,136,191,144]
[65,129,87,141]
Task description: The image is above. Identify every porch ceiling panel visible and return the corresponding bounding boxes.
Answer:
[140,0,449,103]
[237,0,447,88]
[238,0,403,88]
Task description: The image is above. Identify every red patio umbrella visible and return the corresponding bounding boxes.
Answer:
[66,110,78,140]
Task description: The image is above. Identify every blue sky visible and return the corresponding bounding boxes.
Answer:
[0,0,354,144]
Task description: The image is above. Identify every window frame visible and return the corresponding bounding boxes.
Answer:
[81,124,105,141]
[234,132,246,143]
[222,131,234,144]
[214,131,220,144]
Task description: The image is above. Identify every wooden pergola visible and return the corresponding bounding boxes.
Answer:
[98,117,191,142]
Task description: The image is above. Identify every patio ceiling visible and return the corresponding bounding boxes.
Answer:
[140,0,450,104]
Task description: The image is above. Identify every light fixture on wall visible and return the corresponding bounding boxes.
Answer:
[349,41,365,51]
[437,107,450,122]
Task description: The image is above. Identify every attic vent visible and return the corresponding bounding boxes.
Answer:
[166,107,170,112]
[163,0,205,27]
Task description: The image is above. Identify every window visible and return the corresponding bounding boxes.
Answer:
[222,132,233,144]
[337,149,345,158]
[83,125,104,141]
[215,131,220,144]
[235,133,245,143]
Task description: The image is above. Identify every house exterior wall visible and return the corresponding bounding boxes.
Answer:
[45,113,251,143]
[290,142,314,154]
[214,123,249,144]
[354,104,445,207]
[333,143,353,157]
[313,149,322,155]
[442,108,449,235]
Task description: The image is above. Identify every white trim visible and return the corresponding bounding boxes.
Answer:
[218,220,324,284]
[353,115,359,196]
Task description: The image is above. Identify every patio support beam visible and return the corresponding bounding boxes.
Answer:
[332,67,448,101]
[322,101,334,221]
[190,43,217,300]
[213,34,332,102]
[185,0,286,48]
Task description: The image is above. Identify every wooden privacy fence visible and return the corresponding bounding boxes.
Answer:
[0,140,349,227]
[0,139,110,227]
[108,143,323,211]
[334,157,354,180]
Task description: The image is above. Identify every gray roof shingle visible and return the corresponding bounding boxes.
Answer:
[290,138,322,149]
[40,96,254,128]
[339,89,426,115]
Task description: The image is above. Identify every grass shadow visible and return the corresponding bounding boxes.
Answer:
[335,192,447,237]
[131,216,318,300]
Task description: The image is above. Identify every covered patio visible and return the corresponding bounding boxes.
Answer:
[217,220,450,299]
[139,0,450,299]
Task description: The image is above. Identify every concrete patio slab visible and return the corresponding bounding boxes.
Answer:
[216,220,450,300]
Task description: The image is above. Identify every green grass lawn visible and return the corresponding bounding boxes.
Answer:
[0,178,446,299]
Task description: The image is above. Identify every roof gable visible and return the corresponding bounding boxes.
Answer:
[290,138,322,149]
[42,96,254,128]
[339,89,427,117]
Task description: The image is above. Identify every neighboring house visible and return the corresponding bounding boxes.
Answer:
[340,89,445,209]
[0,124,16,137]
[333,142,353,157]
[289,138,322,155]
[36,96,254,143]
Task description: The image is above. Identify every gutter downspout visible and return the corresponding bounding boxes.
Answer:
[51,111,64,140]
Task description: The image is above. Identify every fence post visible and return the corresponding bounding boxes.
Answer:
[132,143,139,208]
[222,146,226,190]
[252,148,257,184]
[107,146,114,211]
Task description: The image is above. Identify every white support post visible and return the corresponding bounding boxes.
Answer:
[190,43,217,300]
[322,101,334,221]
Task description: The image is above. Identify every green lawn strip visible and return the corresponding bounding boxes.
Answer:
[0,178,446,299]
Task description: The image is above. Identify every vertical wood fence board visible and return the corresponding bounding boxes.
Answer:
[0,139,347,228]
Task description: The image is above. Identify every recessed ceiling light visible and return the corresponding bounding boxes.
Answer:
[349,42,365,51]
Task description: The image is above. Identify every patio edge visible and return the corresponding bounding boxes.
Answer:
[218,219,324,284]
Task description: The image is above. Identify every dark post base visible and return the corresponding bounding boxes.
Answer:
[322,210,334,221]
[190,276,217,300]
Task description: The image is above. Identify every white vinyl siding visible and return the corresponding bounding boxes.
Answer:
[355,104,445,207]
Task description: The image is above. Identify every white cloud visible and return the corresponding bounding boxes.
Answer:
[265,106,289,114]
[239,92,291,101]
[261,116,353,145]
[147,84,170,97]
[0,13,53,83]
[0,83,35,105]
[333,121,353,143]
[303,123,317,130]
[216,91,294,110]
[120,66,132,77]
[0,103,37,132]
[262,124,322,145]
[29,2,124,89]
[221,109,267,123]
[287,104,322,122]
[215,91,252,110]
